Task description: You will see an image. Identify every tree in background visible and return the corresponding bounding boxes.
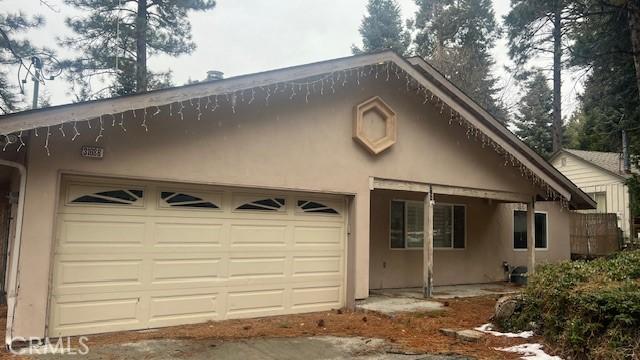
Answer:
[59,0,215,100]
[513,71,554,158]
[504,0,574,153]
[567,1,639,155]
[0,8,44,113]
[413,0,507,122]
[352,0,411,55]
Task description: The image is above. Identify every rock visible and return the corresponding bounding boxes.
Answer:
[455,329,483,342]
[439,328,458,337]
[317,319,325,327]
[492,295,521,324]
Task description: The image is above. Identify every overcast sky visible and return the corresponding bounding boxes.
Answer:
[4,0,582,116]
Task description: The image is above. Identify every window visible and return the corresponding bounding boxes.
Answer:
[160,191,219,209]
[587,192,607,213]
[513,211,548,249]
[71,189,143,205]
[390,200,465,249]
[236,198,285,211]
[297,200,339,214]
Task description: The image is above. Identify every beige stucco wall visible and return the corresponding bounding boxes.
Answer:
[5,77,551,338]
[369,189,571,288]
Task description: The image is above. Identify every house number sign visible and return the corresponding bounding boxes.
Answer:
[81,146,104,159]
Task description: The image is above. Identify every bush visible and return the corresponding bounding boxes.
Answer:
[500,251,640,359]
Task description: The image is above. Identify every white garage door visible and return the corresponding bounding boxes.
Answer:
[49,176,347,337]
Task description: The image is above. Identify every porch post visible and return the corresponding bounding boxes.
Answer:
[527,197,536,275]
[423,186,434,297]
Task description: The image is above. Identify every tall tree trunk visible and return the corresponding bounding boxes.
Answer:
[628,1,640,101]
[135,0,148,93]
[552,9,563,152]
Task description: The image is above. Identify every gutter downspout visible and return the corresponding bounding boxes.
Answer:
[0,160,26,349]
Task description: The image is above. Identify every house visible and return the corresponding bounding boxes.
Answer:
[0,51,595,343]
[550,149,636,240]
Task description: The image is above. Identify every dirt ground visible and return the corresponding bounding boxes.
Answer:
[0,296,540,359]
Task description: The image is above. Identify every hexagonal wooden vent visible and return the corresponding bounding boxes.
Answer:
[353,96,397,155]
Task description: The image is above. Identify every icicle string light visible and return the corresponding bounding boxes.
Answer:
[17,131,24,151]
[2,61,568,206]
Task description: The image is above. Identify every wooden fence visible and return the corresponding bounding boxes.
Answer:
[570,213,621,258]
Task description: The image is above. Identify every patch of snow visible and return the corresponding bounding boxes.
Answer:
[497,343,562,360]
[474,323,534,338]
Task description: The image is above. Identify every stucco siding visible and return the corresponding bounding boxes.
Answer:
[369,190,570,289]
[8,77,543,338]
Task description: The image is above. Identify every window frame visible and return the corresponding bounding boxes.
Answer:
[512,209,549,251]
[65,183,146,208]
[587,191,607,213]
[389,199,466,251]
[157,189,223,212]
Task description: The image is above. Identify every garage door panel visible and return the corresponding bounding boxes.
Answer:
[58,218,146,248]
[151,257,222,285]
[292,255,342,277]
[228,256,287,279]
[54,258,143,294]
[153,222,223,248]
[229,223,288,247]
[50,177,346,337]
[293,225,343,247]
[291,285,342,310]
[226,288,286,317]
[49,293,144,337]
[148,291,220,327]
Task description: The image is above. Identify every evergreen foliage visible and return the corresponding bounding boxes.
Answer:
[567,1,640,156]
[412,0,507,122]
[352,0,411,56]
[0,6,44,113]
[504,0,573,152]
[59,0,215,100]
[513,71,553,158]
[501,251,640,359]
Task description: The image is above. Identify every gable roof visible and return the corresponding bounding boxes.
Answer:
[552,149,637,180]
[0,50,595,210]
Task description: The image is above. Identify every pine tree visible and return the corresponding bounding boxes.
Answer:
[0,7,44,113]
[513,71,554,158]
[59,0,216,99]
[504,0,575,152]
[413,0,507,122]
[352,0,411,55]
[568,1,640,155]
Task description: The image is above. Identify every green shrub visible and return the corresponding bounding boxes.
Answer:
[501,250,640,359]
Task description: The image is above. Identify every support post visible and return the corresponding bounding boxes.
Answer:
[527,198,536,275]
[423,186,434,298]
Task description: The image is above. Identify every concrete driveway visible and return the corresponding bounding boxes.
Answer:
[28,336,473,360]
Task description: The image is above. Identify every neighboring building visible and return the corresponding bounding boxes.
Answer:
[0,51,594,342]
[550,149,637,240]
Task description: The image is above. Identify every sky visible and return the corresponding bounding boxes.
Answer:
[4,0,582,116]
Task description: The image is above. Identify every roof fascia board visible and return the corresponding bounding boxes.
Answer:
[0,52,396,135]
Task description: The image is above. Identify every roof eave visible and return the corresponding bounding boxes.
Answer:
[0,51,594,209]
